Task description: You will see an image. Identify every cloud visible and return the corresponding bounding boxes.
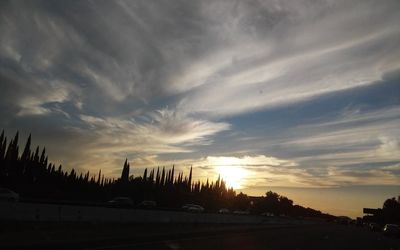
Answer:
[377,136,400,157]
[68,109,229,174]
[123,154,297,187]
[195,155,297,168]
[175,0,400,117]
[280,106,400,167]
[145,154,400,189]
[3,0,398,120]
[0,0,399,191]
[240,163,400,189]
[79,109,229,150]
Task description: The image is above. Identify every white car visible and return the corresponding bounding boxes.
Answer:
[0,188,19,202]
[182,204,205,213]
[218,208,230,214]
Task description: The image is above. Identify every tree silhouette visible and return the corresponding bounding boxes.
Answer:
[0,129,335,219]
[382,196,400,224]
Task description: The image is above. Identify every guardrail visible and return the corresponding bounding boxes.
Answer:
[0,201,271,224]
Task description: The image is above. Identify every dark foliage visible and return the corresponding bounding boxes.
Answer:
[0,130,334,219]
[364,196,400,224]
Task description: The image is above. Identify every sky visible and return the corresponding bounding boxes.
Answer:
[0,0,399,218]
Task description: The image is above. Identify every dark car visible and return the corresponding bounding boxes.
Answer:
[218,208,230,214]
[233,210,250,215]
[383,224,400,237]
[107,197,134,208]
[137,200,157,209]
[0,188,19,202]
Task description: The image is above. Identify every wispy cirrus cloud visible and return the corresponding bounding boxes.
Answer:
[69,108,229,174]
[2,0,398,119]
[0,0,399,197]
[281,106,400,167]
[175,0,400,117]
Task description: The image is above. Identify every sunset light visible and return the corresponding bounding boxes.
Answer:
[216,165,248,189]
[212,157,249,189]
[1,0,399,225]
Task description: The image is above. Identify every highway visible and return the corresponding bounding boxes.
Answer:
[3,223,399,250]
[80,224,400,250]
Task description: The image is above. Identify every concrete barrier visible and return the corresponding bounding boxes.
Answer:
[0,201,269,224]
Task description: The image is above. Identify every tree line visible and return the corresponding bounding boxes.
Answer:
[0,130,335,219]
[364,196,400,224]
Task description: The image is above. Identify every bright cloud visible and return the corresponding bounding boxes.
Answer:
[0,0,399,197]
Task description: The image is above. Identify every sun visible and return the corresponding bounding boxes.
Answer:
[214,157,248,189]
[217,165,246,189]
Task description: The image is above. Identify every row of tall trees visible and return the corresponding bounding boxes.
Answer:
[0,131,235,209]
[364,196,400,224]
[0,130,334,219]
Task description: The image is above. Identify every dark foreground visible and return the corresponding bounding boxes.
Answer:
[1,223,399,250]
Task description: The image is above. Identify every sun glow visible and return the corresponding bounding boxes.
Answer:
[213,157,249,189]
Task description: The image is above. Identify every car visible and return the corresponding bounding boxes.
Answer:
[233,210,250,215]
[218,208,230,214]
[107,197,134,208]
[261,212,274,217]
[383,224,400,237]
[182,204,204,213]
[0,188,19,202]
[137,200,157,209]
[181,203,196,211]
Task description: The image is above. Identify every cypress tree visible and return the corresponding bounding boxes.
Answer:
[0,136,6,162]
[143,168,148,181]
[21,134,31,162]
[8,131,19,161]
[34,146,40,163]
[160,167,165,186]
[69,169,76,179]
[155,167,160,185]
[84,171,89,182]
[216,174,221,189]
[120,159,129,182]
[170,165,175,183]
[44,156,48,168]
[5,132,18,162]
[97,169,102,184]
[149,168,154,182]
[166,170,171,185]
[101,175,105,186]
[188,166,193,189]
[0,130,4,147]
[39,147,46,165]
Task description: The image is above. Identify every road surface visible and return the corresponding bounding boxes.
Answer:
[79,224,400,250]
[3,223,399,250]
